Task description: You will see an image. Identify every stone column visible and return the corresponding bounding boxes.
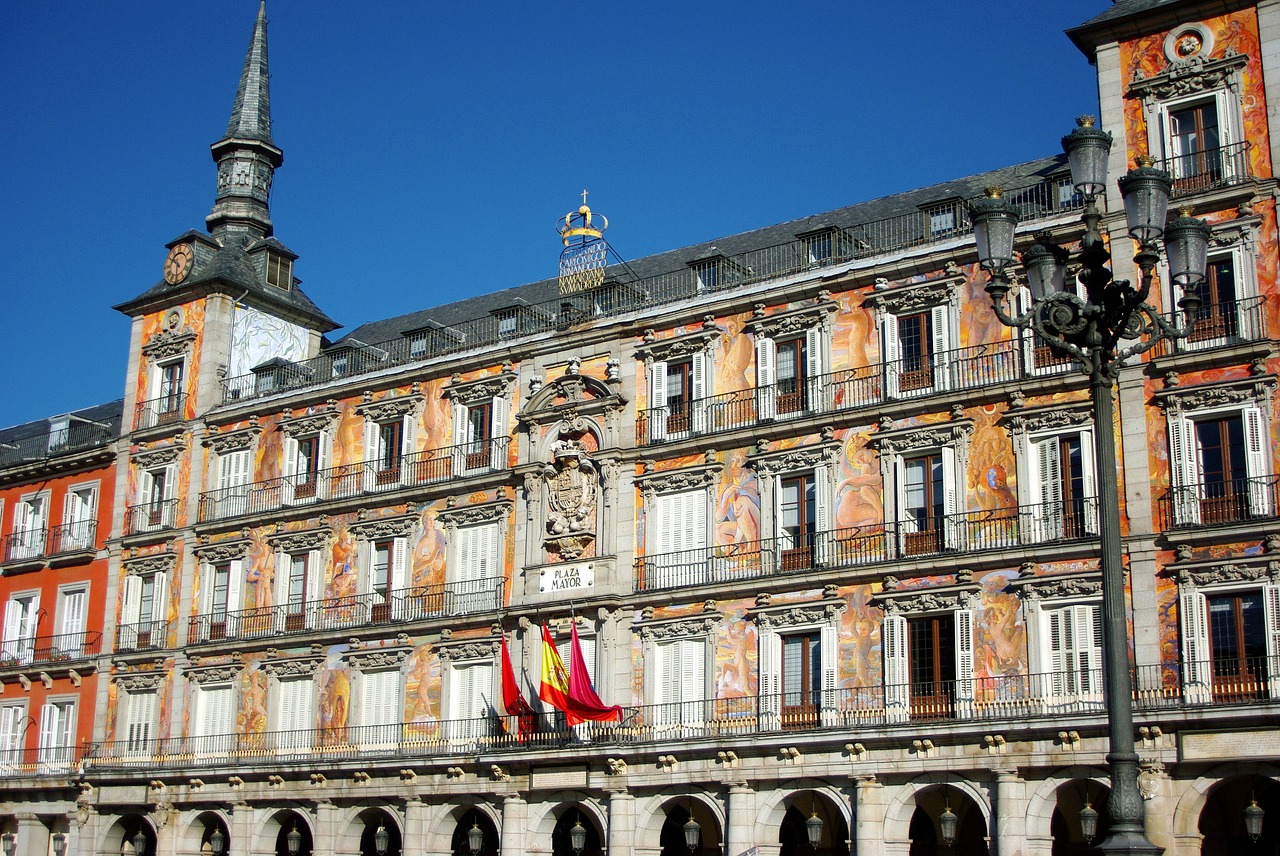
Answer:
[15,813,49,856]
[607,790,636,856]
[401,797,428,856]
[993,769,1025,856]
[229,803,253,856]
[152,805,179,856]
[70,804,100,856]
[1257,0,1280,175]
[500,795,528,856]
[853,776,884,856]
[725,784,755,856]
[1117,363,1162,677]
[313,801,340,856]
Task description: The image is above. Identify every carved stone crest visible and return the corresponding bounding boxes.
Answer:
[544,439,598,559]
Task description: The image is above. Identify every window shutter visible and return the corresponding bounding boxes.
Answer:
[38,703,59,752]
[150,572,169,625]
[931,305,952,391]
[1180,588,1211,703]
[758,630,781,728]
[1078,428,1100,534]
[362,419,379,490]
[1015,287,1037,372]
[1243,406,1272,516]
[883,313,901,398]
[274,552,289,612]
[457,526,479,582]
[123,575,143,625]
[655,640,679,714]
[893,458,915,554]
[1265,583,1280,700]
[954,608,975,715]
[805,326,824,412]
[125,691,156,751]
[1168,415,1200,525]
[316,433,332,498]
[1079,604,1104,699]
[359,540,374,596]
[649,360,669,441]
[0,706,21,759]
[690,352,708,434]
[489,394,508,470]
[883,614,909,720]
[281,436,299,504]
[137,472,154,511]
[755,336,777,420]
[813,464,832,565]
[941,446,963,550]
[391,537,408,593]
[305,550,323,607]
[1034,437,1063,542]
[60,589,87,642]
[1046,607,1067,699]
[224,559,243,636]
[819,622,837,721]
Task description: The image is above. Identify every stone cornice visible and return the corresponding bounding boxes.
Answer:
[634,613,723,641]
[132,443,186,469]
[871,421,974,455]
[635,322,720,363]
[862,275,963,315]
[201,420,263,454]
[193,538,252,563]
[443,373,516,406]
[436,638,500,663]
[115,672,166,691]
[1008,572,1103,602]
[348,513,419,542]
[520,374,626,428]
[999,403,1093,434]
[1127,49,1249,103]
[743,299,837,338]
[436,499,511,529]
[141,329,197,361]
[266,528,332,553]
[747,597,845,629]
[278,404,341,438]
[634,463,721,497]
[355,385,426,421]
[261,655,325,678]
[124,553,177,577]
[747,437,840,475]
[1175,558,1280,588]
[344,647,412,671]
[185,664,241,684]
[874,584,979,614]
[1155,375,1276,413]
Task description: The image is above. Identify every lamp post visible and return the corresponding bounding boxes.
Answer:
[971,115,1210,856]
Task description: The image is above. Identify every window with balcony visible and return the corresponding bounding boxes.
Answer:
[648,487,709,588]
[275,551,320,632]
[755,327,826,419]
[1168,403,1271,526]
[198,559,243,641]
[452,523,500,615]
[213,449,252,519]
[37,699,75,769]
[647,353,710,441]
[147,359,186,427]
[652,637,707,729]
[883,606,974,721]
[781,631,821,728]
[121,571,168,650]
[283,431,330,503]
[358,669,402,748]
[894,450,958,557]
[1181,579,1280,704]
[1167,237,1263,352]
[56,586,87,658]
[273,676,315,753]
[119,688,155,756]
[756,603,839,730]
[1028,600,1103,708]
[137,464,177,531]
[10,492,49,561]
[193,682,236,751]
[778,473,819,572]
[364,415,414,488]
[2,593,39,665]
[1023,429,1098,543]
[883,305,952,397]
[61,484,97,552]
[0,703,26,770]
[364,538,407,622]
[446,658,495,739]
[450,394,508,474]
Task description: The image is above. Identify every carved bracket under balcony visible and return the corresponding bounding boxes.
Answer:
[266,527,332,553]
[437,499,511,530]
[1008,572,1102,601]
[634,462,721,498]
[443,373,515,406]
[202,418,263,453]
[355,385,425,421]
[743,299,837,338]
[349,513,419,542]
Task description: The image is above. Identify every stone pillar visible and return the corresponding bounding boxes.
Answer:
[725,784,755,856]
[71,805,100,856]
[993,769,1025,856]
[1117,363,1163,677]
[1139,762,1174,855]
[229,803,253,856]
[853,776,884,856]
[1257,0,1280,176]
[15,814,49,856]
[401,798,427,856]
[607,790,636,856]
[313,802,340,856]
[152,805,178,856]
[500,795,527,856]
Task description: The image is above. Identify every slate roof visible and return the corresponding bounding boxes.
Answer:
[1067,0,1254,53]
[224,1,274,147]
[0,399,122,469]
[336,153,1070,348]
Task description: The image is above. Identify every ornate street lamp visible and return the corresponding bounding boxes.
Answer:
[374,824,389,856]
[1079,799,1099,845]
[52,834,67,856]
[1244,797,1265,843]
[210,828,226,856]
[286,824,302,856]
[569,816,587,856]
[468,821,484,856]
[682,808,702,852]
[2,832,15,856]
[938,796,958,847]
[970,115,1209,856]
[804,810,823,849]
[133,832,148,856]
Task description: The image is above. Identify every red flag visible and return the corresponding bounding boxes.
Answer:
[500,638,537,737]
[566,621,622,725]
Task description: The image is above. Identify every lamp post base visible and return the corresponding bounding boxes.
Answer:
[1093,829,1164,855]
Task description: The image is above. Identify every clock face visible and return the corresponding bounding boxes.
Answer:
[163,244,194,285]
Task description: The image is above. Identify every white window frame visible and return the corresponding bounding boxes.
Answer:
[1150,88,1241,182]
[12,490,50,560]
[450,395,509,474]
[1179,576,1280,704]
[274,548,323,631]
[646,486,711,588]
[2,591,40,665]
[362,414,416,490]
[360,536,408,620]
[121,570,169,650]
[281,429,332,505]
[754,326,829,420]
[199,558,244,639]
[0,702,27,771]
[37,697,76,771]
[137,464,177,530]
[756,606,841,730]
[61,481,97,552]
[1161,234,1261,350]
[645,632,712,731]
[148,356,187,422]
[214,448,253,518]
[55,584,88,658]
[449,522,502,615]
[1167,398,1272,526]
[881,303,955,399]
[444,656,497,743]
[118,687,156,757]
[1018,425,1099,543]
[1025,596,1104,710]
[882,601,976,723]
[647,350,712,441]
[272,675,316,753]
[886,445,963,557]
[192,682,237,754]
[357,668,403,749]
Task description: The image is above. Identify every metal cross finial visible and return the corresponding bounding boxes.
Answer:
[581,189,589,206]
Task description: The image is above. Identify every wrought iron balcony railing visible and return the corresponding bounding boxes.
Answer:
[636,338,1072,446]
[1156,475,1279,530]
[115,619,169,653]
[634,498,1098,592]
[0,420,118,469]
[83,658,1278,771]
[0,630,102,667]
[0,745,84,778]
[187,577,504,644]
[134,393,188,431]
[124,500,179,536]
[220,175,1083,405]
[1150,295,1270,356]
[1155,140,1253,198]
[0,521,98,563]
[197,438,510,523]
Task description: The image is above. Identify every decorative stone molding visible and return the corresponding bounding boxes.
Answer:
[261,655,324,678]
[635,614,723,641]
[124,553,177,577]
[141,329,198,361]
[743,299,837,339]
[193,539,252,563]
[872,421,974,455]
[349,514,418,542]
[1000,404,1093,434]
[132,444,186,468]
[876,585,979,615]
[185,665,241,684]
[1128,49,1248,103]
[636,322,720,363]
[115,672,166,691]
[863,277,961,315]
[634,463,720,497]
[202,419,263,453]
[1176,559,1279,587]
[355,384,425,421]
[1155,376,1276,415]
[519,374,626,428]
[279,404,340,438]
[747,440,840,475]
[436,639,500,663]
[747,597,845,629]
[444,373,516,406]
[266,527,331,553]
[1010,574,1102,601]
[606,757,628,775]
[437,499,511,529]
[345,648,412,671]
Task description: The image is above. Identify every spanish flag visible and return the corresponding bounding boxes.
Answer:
[538,624,622,725]
[538,624,574,712]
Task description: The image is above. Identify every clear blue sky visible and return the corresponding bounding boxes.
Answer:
[0,1,1103,427]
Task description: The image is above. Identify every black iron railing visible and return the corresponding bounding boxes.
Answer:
[1155,140,1253,198]
[1150,295,1269,356]
[125,500,179,535]
[134,393,188,431]
[198,438,510,522]
[1156,475,1279,530]
[0,631,102,667]
[0,521,98,563]
[187,578,504,644]
[220,176,1083,405]
[0,420,118,469]
[84,659,1278,770]
[0,745,84,778]
[636,339,1066,446]
[633,498,1097,591]
[116,619,169,653]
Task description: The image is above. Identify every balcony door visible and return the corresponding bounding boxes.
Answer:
[1206,591,1269,701]
[1169,99,1222,186]
[781,632,820,728]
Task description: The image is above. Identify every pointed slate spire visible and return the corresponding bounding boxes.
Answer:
[207,1,284,242]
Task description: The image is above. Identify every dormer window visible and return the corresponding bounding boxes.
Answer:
[690,257,721,292]
[497,309,518,338]
[922,200,962,237]
[798,228,848,266]
[266,253,292,290]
